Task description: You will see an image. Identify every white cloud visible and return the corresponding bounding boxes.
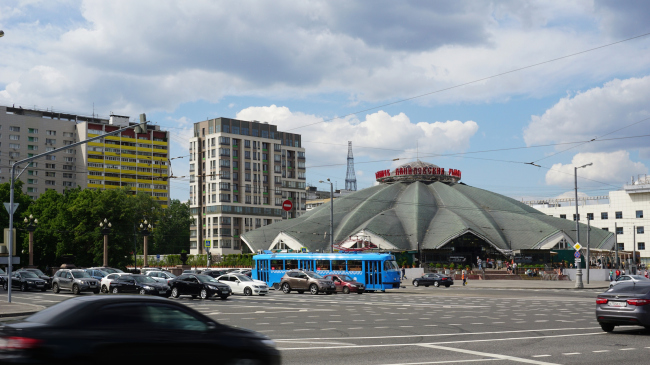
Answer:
[235,105,479,169]
[545,151,648,187]
[523,76,650,151]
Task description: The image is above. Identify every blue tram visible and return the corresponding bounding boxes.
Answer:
[252,252,401,291]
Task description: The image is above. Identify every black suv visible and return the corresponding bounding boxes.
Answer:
[280,270,336,295]
[52,269,100,294]
[169,274,231,300]
[5,270,48,292]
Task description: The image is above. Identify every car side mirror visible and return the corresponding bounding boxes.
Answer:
[236,280,241,283]
[207,322,217,331]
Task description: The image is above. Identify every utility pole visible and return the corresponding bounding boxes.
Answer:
[587,219,590,284]
[574,162,592,289]
[615,222,619,269]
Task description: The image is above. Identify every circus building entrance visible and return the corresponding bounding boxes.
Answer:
[242,160,615,266]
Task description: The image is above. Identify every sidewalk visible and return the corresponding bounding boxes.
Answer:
[0,302,44,318]
[401,279,610,290]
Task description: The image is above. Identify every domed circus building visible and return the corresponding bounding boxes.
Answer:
[241,161,615,264]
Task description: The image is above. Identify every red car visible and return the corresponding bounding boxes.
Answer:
[323,274,365,294]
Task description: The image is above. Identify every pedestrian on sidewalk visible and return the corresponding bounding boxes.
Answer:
[645,269,648,279]
[477,256,482,271]
[615,268,620,279]
[401,266,406,280]
[462,269,467,286]
[609,270,613,281]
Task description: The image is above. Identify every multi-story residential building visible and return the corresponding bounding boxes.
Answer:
[0,105,170,206]
[189,118,306,255]
[524,174,650,265]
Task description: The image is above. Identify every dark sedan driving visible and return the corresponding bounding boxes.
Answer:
[596,283,650,332]
[0,296,280,364]
[412,273,454,288]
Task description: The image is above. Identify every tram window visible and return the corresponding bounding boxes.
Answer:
[316,260,330,270]
[332,260,346,271]
[271,260,283,270]
[348,261,362,271]
[285,260,298,270]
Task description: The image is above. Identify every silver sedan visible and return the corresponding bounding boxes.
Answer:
[610,275,650,288]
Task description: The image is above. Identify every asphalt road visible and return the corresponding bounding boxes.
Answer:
[3,286,649,364]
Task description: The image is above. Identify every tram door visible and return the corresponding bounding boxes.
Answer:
[257,259,270,284]
[364,260,381,289]
[300,260,314,271]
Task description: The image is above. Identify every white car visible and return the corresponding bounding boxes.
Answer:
[216,274,269,296]
[146,270,177,285]
[100,272,131,293]
[609,274,650,288]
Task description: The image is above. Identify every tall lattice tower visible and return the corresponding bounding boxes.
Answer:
[345,141,357,191]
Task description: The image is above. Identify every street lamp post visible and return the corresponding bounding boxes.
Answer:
[99,218,112,267]
[140,220,152,267]
[574,162,592,289]
[24,215,38,267]
[319,179,334,253]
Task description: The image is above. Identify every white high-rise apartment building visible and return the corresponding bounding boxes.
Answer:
[189,118,306,255]
[0,105,170,206]
[524,175,650,265]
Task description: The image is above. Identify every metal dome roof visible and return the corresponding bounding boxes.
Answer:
[241,181,615,254]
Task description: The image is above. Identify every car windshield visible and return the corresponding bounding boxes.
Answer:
[630,275,650,280]
[339,275,353,281]
[164,272,176,278]
[71,271,91,279]
[21,271,39,278]
[196,275,218,283]
[29,269,45,276]
[0,268,6,275]
[104,268,124,274]
[95,270,108,277]
[134,276,156,283]
[306,271,324,279]
[235,275,252,281]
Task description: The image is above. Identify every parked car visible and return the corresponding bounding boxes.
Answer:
[0,296,281,364]
[412,273,454,288]
[202,269,229,278]
[323,274,365,294]
[100,272,131,293]
[140,267,164,275]
[52,269,100,294]
[216,274,269,296]
[146,270,177,285]
[84,268,109,281]
[169,274,232,300]
[21,268,52,289]
[0,268,7,288]
[279,270,336,295]
[108,274,170,296]
[88,266,124,274]
[5,271,48,292]
[183,269,202,274]
[610,274,650,288]
[596,283,650,332]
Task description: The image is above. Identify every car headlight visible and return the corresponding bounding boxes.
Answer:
[260,339,276,348]
[253,285,260,289]
[143,286,153,290]
[208,285,219,290]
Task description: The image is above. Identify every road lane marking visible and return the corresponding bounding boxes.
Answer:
[562,353,580,355]
[532,355,551,357]
[378,359,501,364]
[592,350,609,353]
[418,344,561,365]
[620,348,636,351]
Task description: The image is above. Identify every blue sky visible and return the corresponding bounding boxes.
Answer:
[1,0,650,202]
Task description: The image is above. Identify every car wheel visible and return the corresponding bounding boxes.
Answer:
[21,283,28,292]
[72,284,80,295]
[171,287,179,298]
[600,323,615,332]
[111,287,119,294]
[310,284,319,295]
[52,283,59,293]
[220,295,229,300]
[101,285,108,293]
[434,281,440,287]
[343,287,350,294]
[139,289,147,295]
[200,289,208,299]
[413,281,419,287]
[282,282,291,294]
[244,287,253,296]
[445,285,450,288]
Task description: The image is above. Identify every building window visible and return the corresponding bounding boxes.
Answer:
[616,227,623,235]
[638,226,644,234]
[638,242,646,250]
[46,155,56,161]
[46,163,56,169]
[45,180,56,186]
[9,135,19,140]
[559,214,566,219]
[9,143,20,149]
[636,210,644,219]
[618,243,625,251]
[572,214,580,221]
[586,213,594,220]
[46,130,56,136]
[602,227,609,232]
[9,126,20,132]
[615,211,622,219]
[45,138,56,145]
[28,136,38,142]
[601,212,608,220]
[28,179,37,184]
[28,128,38,134]
[63,132,74,137]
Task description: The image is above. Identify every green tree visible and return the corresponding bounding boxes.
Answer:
[152,199,194,254]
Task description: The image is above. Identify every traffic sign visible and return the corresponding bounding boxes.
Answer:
[575,258,582,263]
[282,200,293,211]
[3,202,19,215]
[574,251,581,258]
[301,247,307,253]
[205,240,211,248]
[573,242,582,251]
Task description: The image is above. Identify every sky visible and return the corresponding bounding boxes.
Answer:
[1,0,650,203]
